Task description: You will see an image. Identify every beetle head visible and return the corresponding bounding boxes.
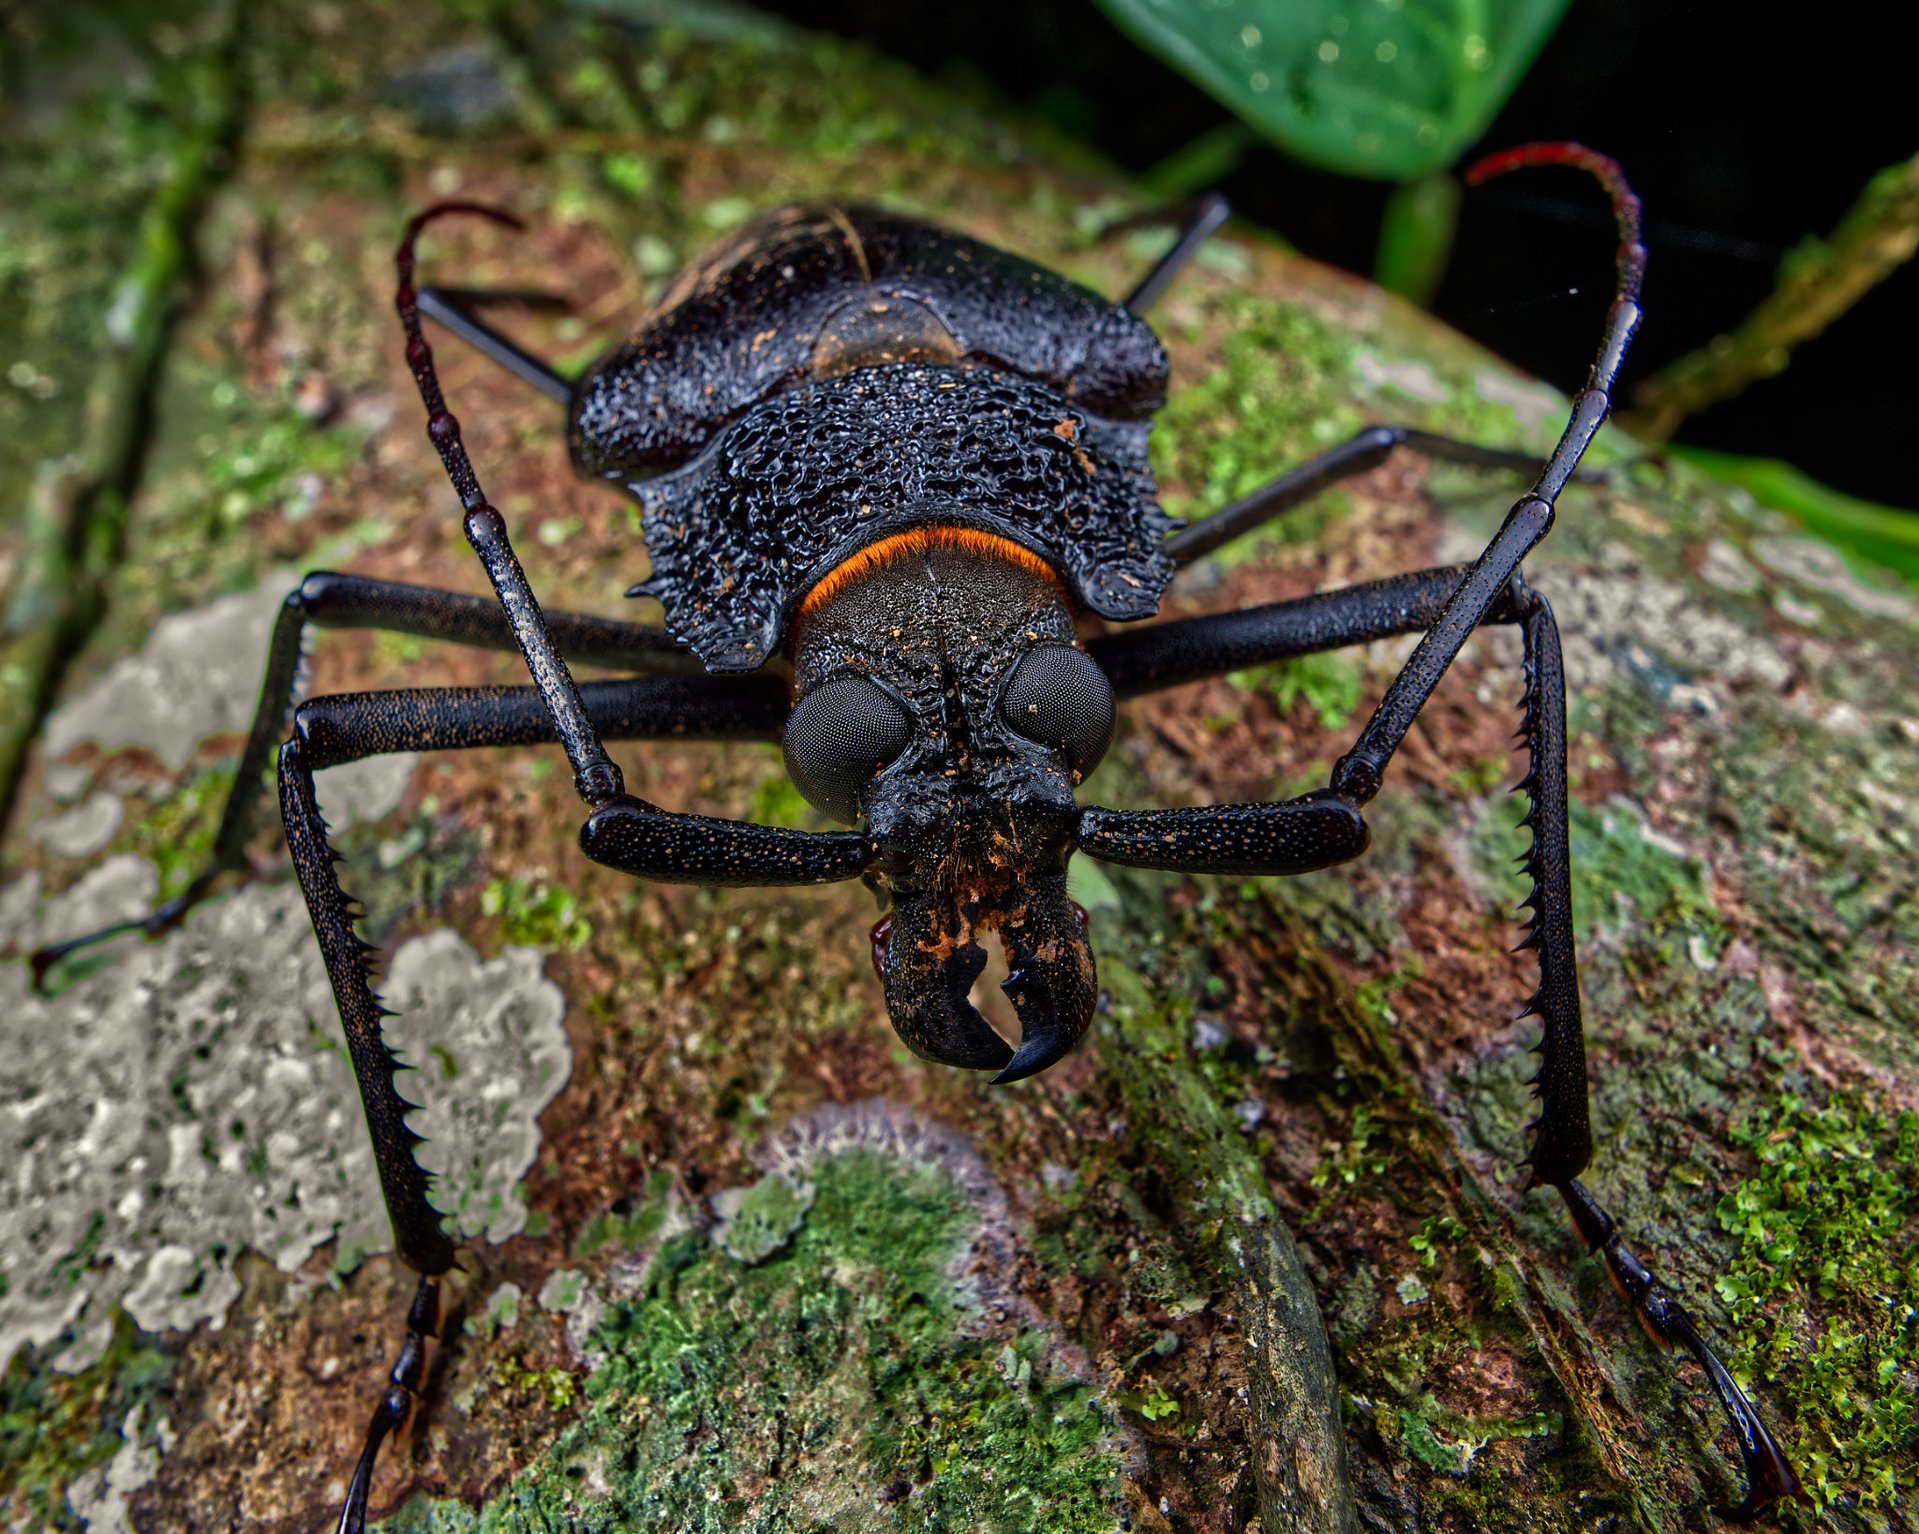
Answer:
[786,529,1114,1082]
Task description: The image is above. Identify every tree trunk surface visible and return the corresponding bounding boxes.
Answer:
[2,5,1913,1533]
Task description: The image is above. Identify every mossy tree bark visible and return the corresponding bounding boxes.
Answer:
[2,4,1914,1533]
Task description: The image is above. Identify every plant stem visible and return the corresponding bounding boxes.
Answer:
[1374,170,1461,308]
[1623,151,1919,443]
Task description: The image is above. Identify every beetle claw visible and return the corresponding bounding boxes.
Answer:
[989,878,1097,1086]
[991,1026,1072,1085]
[878,896,1014,1073]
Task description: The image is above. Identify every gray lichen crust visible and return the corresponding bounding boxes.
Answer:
[0,872,570,1373]
[41,574,417,828]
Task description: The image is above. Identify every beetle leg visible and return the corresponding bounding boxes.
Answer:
[1077,792,1370,876]
[416,284,573,404]
[28,573,696,987]
[270,674,800,1530]
[1162,425,1602,567]
[578,794,868,887]
[1095,567,1581,1180]
[1110,192,1232,315]
[1312,150,1643,815]
[1558,1180,1805,1522]
[278,728,453,1534]
[1508,593,1806,1519]
[1090,562,1523,697]
[1083,567,1804,1517]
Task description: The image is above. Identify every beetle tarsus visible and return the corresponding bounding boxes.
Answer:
[1557,1180,1808,1519]
[26,869,220,991]
[334,1274,441,1534]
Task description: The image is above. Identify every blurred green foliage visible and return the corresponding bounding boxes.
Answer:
[1092,0,1570,181]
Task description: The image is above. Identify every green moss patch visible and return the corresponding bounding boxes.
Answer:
[1150,293,1361,547]
[393,1148,1122,1533]
[480,876,594,953]
[1229,652,1365,732]
[1715,1091,1919,1514]
[0,1314,173,1533]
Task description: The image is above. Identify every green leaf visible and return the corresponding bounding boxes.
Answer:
[1093,0,1572,181]
[1067,856,1124,912]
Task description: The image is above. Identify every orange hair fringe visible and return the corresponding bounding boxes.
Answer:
[795,526,1061,622]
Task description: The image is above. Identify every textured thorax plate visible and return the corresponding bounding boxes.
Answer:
[632,363,1178,671]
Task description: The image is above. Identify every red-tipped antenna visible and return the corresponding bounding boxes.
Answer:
[393,202,526,516]
[1461,142,1647,504]
[1465,140,1647,307]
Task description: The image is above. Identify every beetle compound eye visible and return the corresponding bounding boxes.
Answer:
[783,675,915,823]
[1000,645,1115,777]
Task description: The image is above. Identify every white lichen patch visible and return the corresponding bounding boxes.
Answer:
[1352,349,1448,404]
[759,1100,1003,1214]
[1472,369,1565,435]
[383,929,571,1246]
[1773,588,1824,629]
[535,1268,607,1363]
[1699,539,1763,596]
[63,1406,168,1534]
[38,576,416,829]
[466,1280,524,1339]
[1546,571,1789,696]
[44,761,94,804]
[1435,531,1795,700]
[44,582,294,772]
[313,752,419,829]
[27,792,124,859]
[536,1268,588,1313]
[0,857,156,955]
[1751,535,1918,623]
[0,874,570,1373]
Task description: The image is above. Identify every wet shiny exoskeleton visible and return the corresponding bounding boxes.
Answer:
[38,150,1806,1529]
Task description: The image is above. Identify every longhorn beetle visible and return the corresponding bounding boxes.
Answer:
[38,144,1806,1527]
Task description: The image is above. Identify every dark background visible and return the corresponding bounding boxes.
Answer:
[765,0,1916,510]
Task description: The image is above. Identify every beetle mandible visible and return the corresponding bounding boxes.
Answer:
[38,143,1806,1528]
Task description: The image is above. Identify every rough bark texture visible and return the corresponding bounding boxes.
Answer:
[2,4,1915,1533]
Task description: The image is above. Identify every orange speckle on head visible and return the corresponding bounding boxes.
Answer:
[796,526,1062,624]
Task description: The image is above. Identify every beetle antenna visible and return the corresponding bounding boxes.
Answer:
[393,202,526,514]
[1463,143,1646,504]
[393,201,626,808]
